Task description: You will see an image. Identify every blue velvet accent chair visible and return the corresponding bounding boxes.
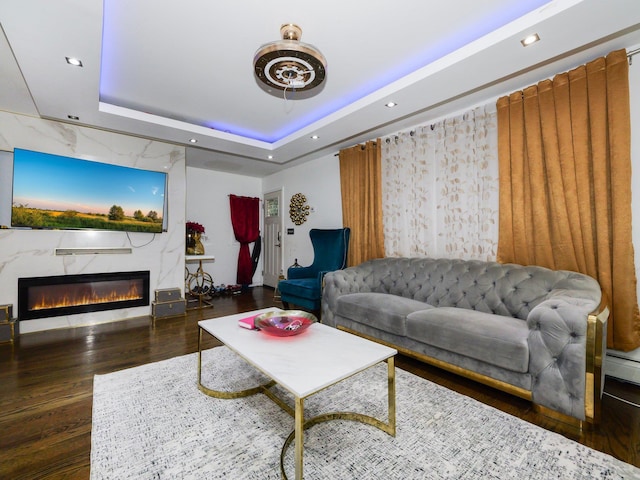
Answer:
[278,228,351,312]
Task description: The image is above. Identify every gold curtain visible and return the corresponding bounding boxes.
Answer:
[497,49,639,351]
[339,140,385,266]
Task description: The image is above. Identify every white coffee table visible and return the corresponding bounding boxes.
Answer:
[197,307,397,480]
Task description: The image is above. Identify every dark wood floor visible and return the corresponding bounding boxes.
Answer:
[0,287,638,479]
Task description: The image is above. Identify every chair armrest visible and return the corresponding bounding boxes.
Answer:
[287,266,315,279]
[317,270,332,287]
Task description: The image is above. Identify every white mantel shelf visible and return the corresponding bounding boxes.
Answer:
[185,255,215,262]
[55,247,133,255]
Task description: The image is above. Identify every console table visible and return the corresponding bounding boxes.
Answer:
[185,255,215,309]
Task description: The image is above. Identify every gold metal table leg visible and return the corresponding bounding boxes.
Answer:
[295,397,304,480]
[388,356,396,436]
[197,327,397,480]
[279,356,397,479]
[197,326,275,399]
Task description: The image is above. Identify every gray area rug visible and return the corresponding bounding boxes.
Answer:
[91,347,640,479]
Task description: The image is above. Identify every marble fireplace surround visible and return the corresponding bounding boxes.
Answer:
[0,111,187,334]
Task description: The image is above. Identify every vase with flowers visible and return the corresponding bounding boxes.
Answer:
[186,221,205,255]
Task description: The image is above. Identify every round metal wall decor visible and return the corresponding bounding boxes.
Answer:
[289,193,310,225]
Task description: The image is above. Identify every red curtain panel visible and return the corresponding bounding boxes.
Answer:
[229,194,260,285]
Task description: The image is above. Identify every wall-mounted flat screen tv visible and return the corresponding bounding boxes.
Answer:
[11,148,168,233]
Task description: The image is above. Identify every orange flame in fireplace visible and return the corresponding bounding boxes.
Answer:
[31,283,142,311]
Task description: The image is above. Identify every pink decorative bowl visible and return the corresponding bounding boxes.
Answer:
[254,310,317,337]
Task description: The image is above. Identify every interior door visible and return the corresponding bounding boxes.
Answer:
[263,190,282,288]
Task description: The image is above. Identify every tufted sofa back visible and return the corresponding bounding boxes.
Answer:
[323,257,601,321]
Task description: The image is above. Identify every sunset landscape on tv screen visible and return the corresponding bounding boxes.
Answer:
[11,149,167,233]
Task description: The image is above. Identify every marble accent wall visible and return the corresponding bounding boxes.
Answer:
[0,111,186,333]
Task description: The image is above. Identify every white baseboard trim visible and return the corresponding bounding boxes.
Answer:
[606,350,640,386]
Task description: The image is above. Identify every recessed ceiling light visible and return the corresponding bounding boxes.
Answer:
[67,115,79,120]
[385,102,397,108]
[310,135,319,140]
[188,138,198,143]
[520,33,540,47]
[65,57,83,67]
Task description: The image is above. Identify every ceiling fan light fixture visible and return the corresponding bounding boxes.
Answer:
[253,24,327,92]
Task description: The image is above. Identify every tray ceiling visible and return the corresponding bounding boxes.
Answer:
[1,0,640,176]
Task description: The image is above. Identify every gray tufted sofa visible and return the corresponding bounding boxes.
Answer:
[322,257,609,424]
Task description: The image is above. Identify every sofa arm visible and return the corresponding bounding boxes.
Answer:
[321,267,370,326]
[526,291,602,421]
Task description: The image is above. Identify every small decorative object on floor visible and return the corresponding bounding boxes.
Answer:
[0,304,17,343]
[254,310,317,337]
[151,288,186,321]
[186,221,205,255]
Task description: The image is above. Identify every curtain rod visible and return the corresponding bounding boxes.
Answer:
[228,194,262,200]
[334,141,377,156]
[333,48,639,158]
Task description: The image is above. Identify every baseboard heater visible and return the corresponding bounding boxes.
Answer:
[55,247,133,255]
[605,352,640,386]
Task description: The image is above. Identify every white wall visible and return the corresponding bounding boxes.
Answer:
[262,154,343,271]
[0,111,186,333]
[185,166,262,286]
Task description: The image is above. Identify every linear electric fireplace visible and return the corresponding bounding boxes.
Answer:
[18,271,150,320]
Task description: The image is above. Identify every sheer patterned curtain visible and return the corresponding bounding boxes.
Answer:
[381,105,499,260]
